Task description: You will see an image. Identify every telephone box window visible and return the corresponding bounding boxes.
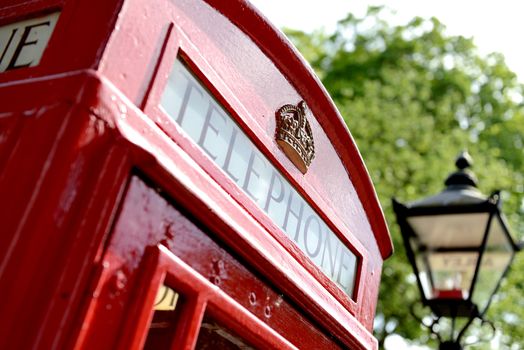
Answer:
[160,59,359,298]
[195,314,255,350]
[143,285,181,349]
[0,12,60,72]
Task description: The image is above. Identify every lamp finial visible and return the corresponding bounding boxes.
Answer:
[445,151,478,188]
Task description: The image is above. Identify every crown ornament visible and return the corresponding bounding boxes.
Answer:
[275,101,315,174]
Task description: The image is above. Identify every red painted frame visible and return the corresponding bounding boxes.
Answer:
[76,175,359,349]
[142,24,366,311]
[209,0,392,258]
[134,245,297,350]
[0,0,392,348]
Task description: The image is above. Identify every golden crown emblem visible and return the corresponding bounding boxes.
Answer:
[275,101,315,174]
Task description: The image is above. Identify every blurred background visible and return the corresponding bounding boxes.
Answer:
[250,1,524,349]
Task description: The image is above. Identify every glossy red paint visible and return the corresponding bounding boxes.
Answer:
[0,0,392,349]
[79,176,352,349]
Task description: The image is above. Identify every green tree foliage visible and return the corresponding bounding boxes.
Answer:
[286,7,524,349]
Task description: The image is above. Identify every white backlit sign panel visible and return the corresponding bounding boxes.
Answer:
[0,12,60,72]
[161,59,358,297]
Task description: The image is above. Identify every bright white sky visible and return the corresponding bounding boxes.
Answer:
[249,0,524,83]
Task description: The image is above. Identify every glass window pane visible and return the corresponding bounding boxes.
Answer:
[472,216,514,313]
[427,251,478,299]
[195,314,256,350]
[407,213,489,248]
[143,285,181,350]
[409,237,432,299]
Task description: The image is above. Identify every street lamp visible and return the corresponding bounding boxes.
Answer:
[392,152,521,349]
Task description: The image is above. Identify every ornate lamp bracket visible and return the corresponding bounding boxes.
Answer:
[409,301,496,350]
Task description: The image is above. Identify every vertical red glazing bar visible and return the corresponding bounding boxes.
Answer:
[116,248,166,350]
[157,246,298,350]
[169,294,208,350]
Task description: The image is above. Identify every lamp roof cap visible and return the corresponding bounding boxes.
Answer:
[407,151,489,208]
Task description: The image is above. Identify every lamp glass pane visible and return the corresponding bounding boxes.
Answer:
[426,251,478,299]
[472,216,514,314]
[407,213,489,248]
[409,237,432,299]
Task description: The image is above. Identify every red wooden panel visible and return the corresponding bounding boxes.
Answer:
[0,67,378,349]
[98,0,389,329]
[0,1,390,349]
[141,246,297,350]
[0,72,131,349]
[99,0,391,261]
[79,175,355,349]
[80,74,378,348]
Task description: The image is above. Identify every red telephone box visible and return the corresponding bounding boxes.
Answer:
[0,0,393,349]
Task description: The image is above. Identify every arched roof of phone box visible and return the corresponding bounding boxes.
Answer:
[0,0,393,349]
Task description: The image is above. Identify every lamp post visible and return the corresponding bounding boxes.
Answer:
[392,151,521,349]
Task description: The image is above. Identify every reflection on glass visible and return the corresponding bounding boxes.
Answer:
[472,216,514,313]
[428,252,478,299]
[143,285,181,350]
[410,236,432,299]
[195,314,255,350]
[407,213,489,248]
